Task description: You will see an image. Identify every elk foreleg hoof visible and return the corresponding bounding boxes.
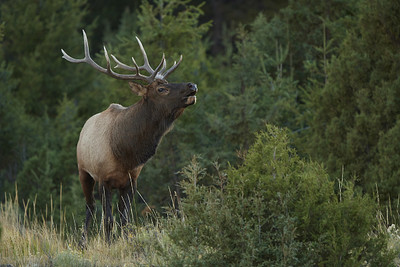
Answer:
[79,232,88,250]
[121,223,135,240]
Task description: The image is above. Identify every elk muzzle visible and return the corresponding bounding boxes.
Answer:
[184,83,197,106]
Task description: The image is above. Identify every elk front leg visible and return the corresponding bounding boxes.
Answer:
[118,185,134,227]
[79,169,95,248]
[100,182,113,243]
[118,175,137,238]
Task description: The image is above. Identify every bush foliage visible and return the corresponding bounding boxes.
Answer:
[158,125,394,266]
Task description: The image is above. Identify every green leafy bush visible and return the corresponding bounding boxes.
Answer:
[158,125,394,266]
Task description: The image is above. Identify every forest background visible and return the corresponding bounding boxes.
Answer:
[1,0,400,265]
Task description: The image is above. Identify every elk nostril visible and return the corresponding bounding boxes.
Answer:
[187,83,197,91]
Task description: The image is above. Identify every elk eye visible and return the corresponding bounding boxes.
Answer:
[158,87,167,93]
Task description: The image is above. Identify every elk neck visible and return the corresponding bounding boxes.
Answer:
[110,98,183,171]
[132,97,179,138]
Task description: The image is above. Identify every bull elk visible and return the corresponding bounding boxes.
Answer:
[61,30,197,243]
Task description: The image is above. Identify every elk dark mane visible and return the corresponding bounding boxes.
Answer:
[110,98,179,170]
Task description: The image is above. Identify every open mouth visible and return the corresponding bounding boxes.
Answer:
[187,90,197,96]
[184,90,197,105]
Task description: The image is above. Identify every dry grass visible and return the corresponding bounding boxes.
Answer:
[2,187,400,266]
[0,192,168,266]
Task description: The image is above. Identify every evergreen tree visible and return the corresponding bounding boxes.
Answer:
[202,0,358,163]
[214,14,298,154]
[0,21,30,198]
[0,0,93,221]
[0,0,93,116]
[15,96,83,222]
[234,0,356,90]
[0,45,28,199]
[303,0,400,200]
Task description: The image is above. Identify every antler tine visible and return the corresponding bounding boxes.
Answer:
[111,54,137,72]
[150,53,166,80]
[103,46,116,74]
[135,36,154,73]
[161,55,183,79]
[59,30,109,76]
[83,30,90,59]
[131,57,140,74]
[131,57,137,66]
[160,56,167,74]
[103,45,136,79]
[111,37,166,76]
[103,41,152,82]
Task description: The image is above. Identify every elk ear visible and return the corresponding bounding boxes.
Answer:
[129,82,147,96]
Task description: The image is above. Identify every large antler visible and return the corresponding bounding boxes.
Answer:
[61,30,182,83]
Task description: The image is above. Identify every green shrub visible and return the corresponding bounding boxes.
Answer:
[158,125,395,266]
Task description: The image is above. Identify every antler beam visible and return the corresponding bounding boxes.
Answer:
[61,30,182,83]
